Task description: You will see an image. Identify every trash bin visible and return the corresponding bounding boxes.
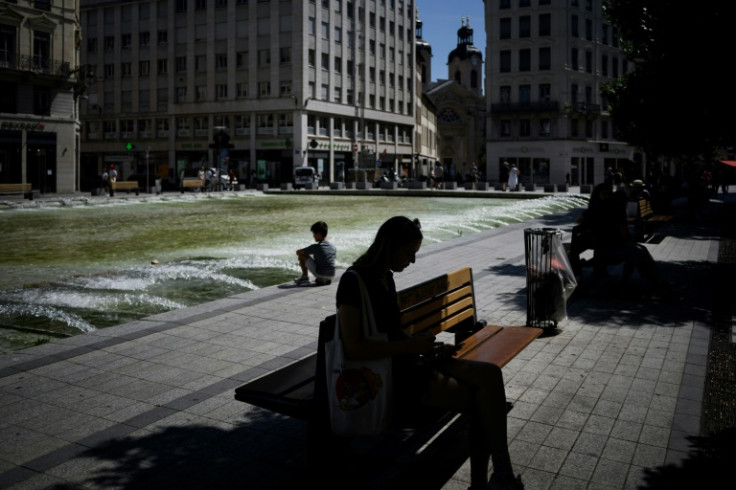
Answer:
[524,228,577,329]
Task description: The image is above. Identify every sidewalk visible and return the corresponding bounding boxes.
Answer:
[0,193,734,489]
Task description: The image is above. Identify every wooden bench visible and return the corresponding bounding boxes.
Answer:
[632,198,672,241]
[180,178,204,192]
[111,180,140,195]
[0,183,33,200]
[234,267,542,476]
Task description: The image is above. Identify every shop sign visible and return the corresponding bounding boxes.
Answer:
[1,121,45,131]
[259,140,289,148]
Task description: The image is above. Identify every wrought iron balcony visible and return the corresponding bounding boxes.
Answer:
[0,54,70,77]
[567,102,601,114]
[491,100,560,114]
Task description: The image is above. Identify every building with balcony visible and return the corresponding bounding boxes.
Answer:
[79,0,417,191]
[484,0,640,188]
[0,0,81,194]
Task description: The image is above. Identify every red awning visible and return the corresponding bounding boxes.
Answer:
[720,160,736,168]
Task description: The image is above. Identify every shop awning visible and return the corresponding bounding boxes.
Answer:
[720,160,736,168]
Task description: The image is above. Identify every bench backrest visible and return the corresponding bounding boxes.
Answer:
[397,267,477,336]
[638,199,653,219]
[0,183,31,193]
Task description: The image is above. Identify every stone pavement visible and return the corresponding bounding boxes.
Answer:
[0,192,734,490]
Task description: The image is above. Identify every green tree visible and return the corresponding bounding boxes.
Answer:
[602,0,735,161]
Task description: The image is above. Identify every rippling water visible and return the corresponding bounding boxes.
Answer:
[0,193,587,353]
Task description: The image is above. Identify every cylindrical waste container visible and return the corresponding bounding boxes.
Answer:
[524,228,577,329]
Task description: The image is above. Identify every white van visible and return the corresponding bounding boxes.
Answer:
[294,166,316,189]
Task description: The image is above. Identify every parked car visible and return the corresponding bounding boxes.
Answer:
[294,166,316,189]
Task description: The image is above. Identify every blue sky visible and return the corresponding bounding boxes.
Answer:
[416,0,486,82]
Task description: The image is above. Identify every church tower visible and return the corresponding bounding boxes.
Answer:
[447,18,483,97]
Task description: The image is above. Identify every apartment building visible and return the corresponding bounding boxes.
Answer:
[0,0,81,194]
[484,0,640,187]
[79,0,417,190]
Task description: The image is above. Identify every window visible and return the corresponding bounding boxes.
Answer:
[499,18,511,39]
[308,49,316,66]
[539,47,551,70]
[196,85,206,100]
[217,53,228,69]
[104,63,114,79]
[585,19,592,41]
[500,120,511,137]
[158,30,168,45]
[308,17,316,35]
[176,0,187,13]
[158,59,168,74]
[519,49,531,71]
[104,36,114,52]
[196,0,207,10]
[139,31,150,47]
[520,119,530,137]
[121,34,132,48]
[216,84,228,99]
[499,50,511,72]
[121,62,132,77]
[321,83,328,99]
[176,86,187,102]
[280,47,291,63]
[571,15,578,37]
[519,16,531,38]
[539,83,551,102]
[601,54,608,76]
[321,22,329,39]
[237,51,248,67]
[176,56,187,72]
[236,83,247,98]
[280,82,292,95]
[571,48,579,71]
[585,51,592,73]
[334,56,342,73]
[258,81,270,96]
[539,14,551,36]
[321,53,329,70]
[500,85,511,103]
[87,37,97,52]
[540,119,551,136]
[139,60,150,76]
[335,26,342,43]
[519,85,531,104]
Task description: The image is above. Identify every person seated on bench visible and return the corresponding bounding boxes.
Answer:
[580,183,673,298]
[295,221,336,286]
[336,216,523,490]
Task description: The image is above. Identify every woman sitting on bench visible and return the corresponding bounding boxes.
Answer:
[336,216,523,490]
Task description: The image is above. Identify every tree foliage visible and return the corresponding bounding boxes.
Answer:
[602,0,736,160]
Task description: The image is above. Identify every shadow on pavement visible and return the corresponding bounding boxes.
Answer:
[638,428,736,489]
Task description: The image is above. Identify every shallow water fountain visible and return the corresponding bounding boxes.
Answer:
[0,193,587,353]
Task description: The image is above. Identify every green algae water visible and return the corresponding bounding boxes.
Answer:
[0,193,587,353]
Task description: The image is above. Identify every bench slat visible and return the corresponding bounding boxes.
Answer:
[400,285,473,325]
[402,297,474,335]
[396,267,472,309]
[458,326,542,367]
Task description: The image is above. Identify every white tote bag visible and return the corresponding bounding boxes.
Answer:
[325,271,392,437]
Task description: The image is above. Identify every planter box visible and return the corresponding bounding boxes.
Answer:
[380,181,398,190]
[525,183,537,192]
[443,182,458,190]
[356,182,373,190]
[330,182,345,190]
[544,184,557,193]
[280,183,293,191]
[580,184,593,194]
[407,181,427,189]
[257,183,269,191]
[344,182,356,189]
[557,183,569,192]
[304,182,317,190]
[476,182,490,191]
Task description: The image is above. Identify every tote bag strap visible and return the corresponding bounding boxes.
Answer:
[349,270,380,339]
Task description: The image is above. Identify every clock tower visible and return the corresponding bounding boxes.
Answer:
[447,18,483,97]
